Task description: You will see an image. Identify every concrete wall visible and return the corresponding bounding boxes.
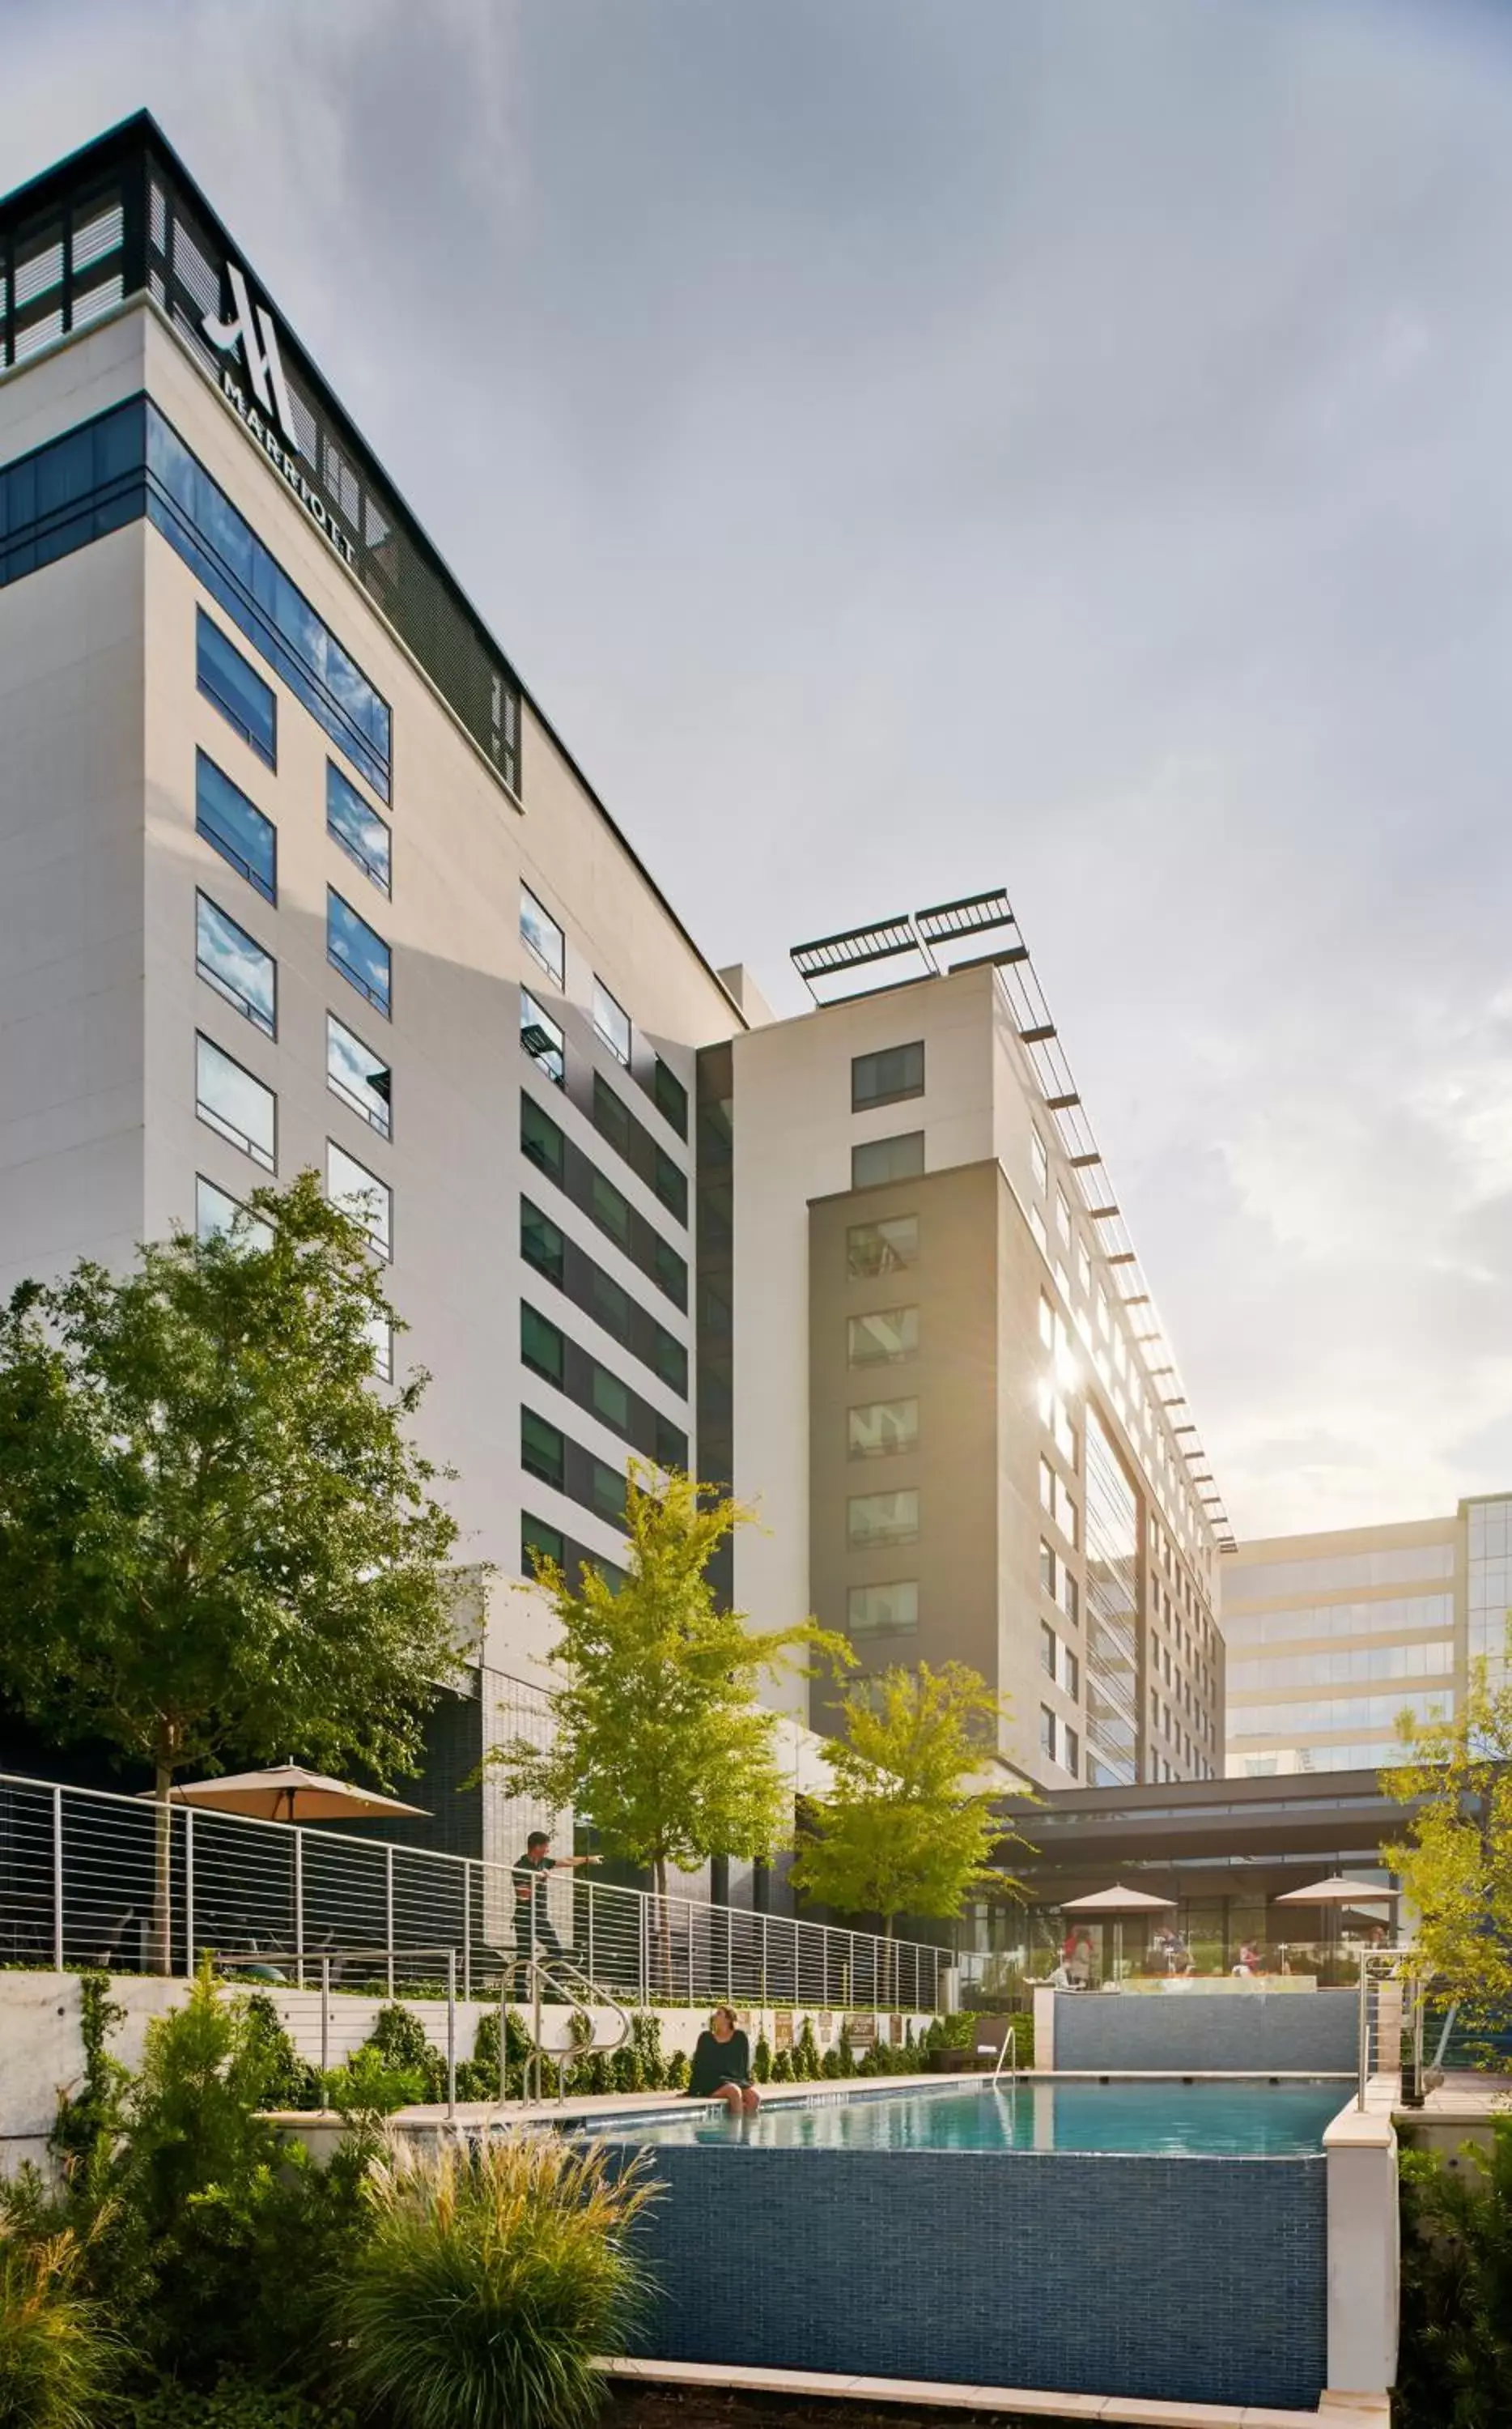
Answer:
[1053,1987,1358,2073]
[626,2143,1328,2410]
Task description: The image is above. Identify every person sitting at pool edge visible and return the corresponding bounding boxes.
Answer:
[686,2006,759,2114]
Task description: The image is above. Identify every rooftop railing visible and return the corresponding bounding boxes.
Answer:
[0,1770,947,2015]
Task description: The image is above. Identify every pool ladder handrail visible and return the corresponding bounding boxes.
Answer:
[991,2019,1018,2087]
[507,1950,634,2107]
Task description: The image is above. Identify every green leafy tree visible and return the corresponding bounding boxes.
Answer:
[0,1175,465,1965]
[493,1470,843,1922]
[1387,1640,1512,2038]
[791,1662,1031,1978]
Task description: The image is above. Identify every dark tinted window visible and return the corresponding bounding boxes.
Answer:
[195,751,275,904]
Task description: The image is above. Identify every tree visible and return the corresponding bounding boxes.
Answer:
[0,1173,465,1963]
[790,1661,1031,1969]
[492,1470,843,1955]
[1387,1642,1512,2036]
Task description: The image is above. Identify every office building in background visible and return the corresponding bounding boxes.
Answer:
[1221,1492,1512,1776]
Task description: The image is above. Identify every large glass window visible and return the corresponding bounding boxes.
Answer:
[520,1093,687,1311]
[1222,1545,1456,1602]
[847,1489,919,1550]
[0,397,143,588]
[521,989,565,1087]
[1040,1622,1057,1678]
[147,407,392,800]
[326,1014,392,1138]
[195,1033,275,1170]
[196,751,275,904]
[653,1057,688,1138]
[197,610,276,768]
[847,1306,919,1365]
[194,1174,272,1249]
[852,1132,924,1189]
[521,887,565,985]
[326,764,391,895]
[520,1197,689,1395]
[847,1214,918,1278]
[521,1198,566,1290]
[520,1301,687,1468]
[328,889,392,1017]
[847,1397,919,1460]
[847,1580,918,1638]
[522,1304,566,1388]
[522,1408,566,1493]
[591,1074,687,1225]
[593,981,631,1066]
[852,1040,924,1112]
[327,1139,392,1259]
[1030,1131,1048,1193]
[1083,1406,1140,1787]
[196,892,274,1036]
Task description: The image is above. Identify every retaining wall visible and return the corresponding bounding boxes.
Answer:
[627,2143,1329,2410]
[1053,1986,1357,2073]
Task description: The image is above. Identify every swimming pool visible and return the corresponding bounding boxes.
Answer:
[596,2077,1344,2155]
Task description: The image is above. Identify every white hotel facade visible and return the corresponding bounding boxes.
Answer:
[0,117,1227,1888]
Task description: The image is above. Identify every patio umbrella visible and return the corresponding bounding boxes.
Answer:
[1060,1884,1176,1985]
[1272,1874,1399,1963]
[142,1764,429,1823]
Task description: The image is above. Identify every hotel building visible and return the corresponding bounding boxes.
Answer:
[0,117,1227,1862]
[1221,1492,1512,1776]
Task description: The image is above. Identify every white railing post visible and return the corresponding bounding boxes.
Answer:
[639,1894,649,2006]
[587,1877,595,1984]
[761,1911,768,2010]
[384,1845,395,1997]
[295,1827,305,1989]
[463,1857,473,2004]
[184,1808,195,1975]
[320,1954,331,2078]
[445,1948,457,2120]
[52,1785,63,1972]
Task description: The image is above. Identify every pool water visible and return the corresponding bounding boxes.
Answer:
[600,2078,1344,2156]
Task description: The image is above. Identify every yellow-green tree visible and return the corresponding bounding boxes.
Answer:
[1387,1640,1512,2035]
[791,1661,1031,1953]
[493,1470,844,1908]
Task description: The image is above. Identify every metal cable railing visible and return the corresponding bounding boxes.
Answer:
[0,1770,947,2013]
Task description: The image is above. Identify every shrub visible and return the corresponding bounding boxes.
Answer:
[0,2223,117,2429]
[119,2376,359,2427]
[1396,2119,1512,2428]
[240,1998,320,2112]
[794,2018,820,2079]
[663,2049,689,2091]
[363,2006,447,2100]
[626,2012,665,2091]
[457,2006,533,2102]
[334,2134,659,2429]
[752,2033,772,2083]
[770,2048,795,2083]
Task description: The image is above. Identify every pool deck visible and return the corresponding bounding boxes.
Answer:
[599,2354,1387,2427]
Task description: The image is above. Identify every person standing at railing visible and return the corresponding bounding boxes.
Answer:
[512,1829,600,1995]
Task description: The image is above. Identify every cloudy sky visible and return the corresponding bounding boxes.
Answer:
[7,0,1512,1543]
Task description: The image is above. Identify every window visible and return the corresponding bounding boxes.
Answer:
[1031,1131,1048,1193]
[194,1175,272,1249]
[521,1198,566,1289]
[852,1040,924,1112]
[1062,1572,1080,1628]
[328,889,391,1017]
[1055,1188,1071,1245]
[1039,1540,1056,1597]
[1040,1622,1056,1678]
[652,1057,689,1138]
[521,989,565,1087]
[197,610,275,768]
[1096,1286,1110,1339]
[196,1033,274,1169]
[852,1132,924,1189]
[196,751,275,904]
[521,1303,565,1388]
[847,1306,918,1365]
[365,1311,393,1383]
[151,415,390,798]
[328,1140,392,1258]
[1077,1241,1091,1295]
[522,1513,566,1576]
[592,1073,687,1224]
[520,886,564,985]
[1040,1706,1056,1759]
[1063,1646,1080,1699]
[1039,1294,1054,1350]
[196,892,274,1036]
[847,1214,918,1278]
[847,1580,918,1638]
[326,764,391,894]
[847,1489,919,1551]
[521,1092,566,1187]
[1029,1206,1048,1256]
[1039,1457,1055,1513]
[1064,1725,1081,1778]
[847,1397,919,1460]
[593,980,631,1066]
[327,1015,392,1138]
[520,1093,688,1310]
[1054,1399,1077,1464]
[522,1408,565,1492]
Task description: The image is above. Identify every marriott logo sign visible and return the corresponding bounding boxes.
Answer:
[202,263,356,571]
